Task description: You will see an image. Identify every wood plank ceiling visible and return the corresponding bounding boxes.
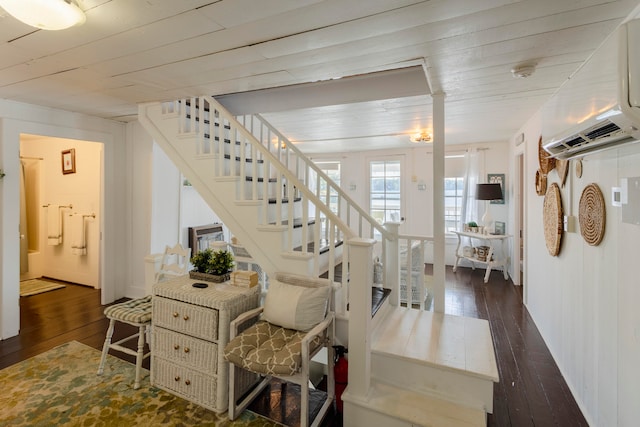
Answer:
[1,0,639,153]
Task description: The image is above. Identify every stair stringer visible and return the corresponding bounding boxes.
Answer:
[138,102,315,278]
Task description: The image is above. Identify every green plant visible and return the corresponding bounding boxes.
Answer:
[190,248,234,275]
[209,249,234,275]
[190,248,213,273]
[468,221,478,227]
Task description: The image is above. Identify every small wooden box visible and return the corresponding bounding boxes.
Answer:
[476,246,490,261]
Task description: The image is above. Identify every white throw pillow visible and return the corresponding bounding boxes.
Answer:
[263,279,329,331]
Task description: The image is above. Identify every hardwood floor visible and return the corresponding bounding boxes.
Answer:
[1,270,587,426]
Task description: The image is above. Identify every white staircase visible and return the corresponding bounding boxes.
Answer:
[342,307,497,426]
[138,96,499,426]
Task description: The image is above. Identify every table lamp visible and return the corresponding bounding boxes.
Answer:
[476,183,503,233]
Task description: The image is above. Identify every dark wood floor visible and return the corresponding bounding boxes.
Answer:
[1,269,587,426]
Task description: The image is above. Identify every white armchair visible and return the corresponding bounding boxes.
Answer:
[224,272,335,427]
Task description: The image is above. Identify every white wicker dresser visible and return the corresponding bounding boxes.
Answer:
[151,276,260,412]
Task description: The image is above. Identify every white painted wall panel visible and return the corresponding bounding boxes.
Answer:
[517,107,640,426]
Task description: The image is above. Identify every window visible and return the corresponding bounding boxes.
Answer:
[369,159,401,226]
[445,177,464,232]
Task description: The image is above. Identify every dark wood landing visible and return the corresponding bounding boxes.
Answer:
[1,270,588,426]
[371,287,391,318]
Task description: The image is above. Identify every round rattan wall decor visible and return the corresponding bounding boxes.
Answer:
[538,136,556,175]
[535,169,547,196]
[575,159,583,178]
[579,183,605,246]
[543,183,563,256]
[556,159,569,187]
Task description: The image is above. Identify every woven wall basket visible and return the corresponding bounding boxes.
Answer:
[535,169,547,196]
[538,136,556,175]
[556,159,569,188]
[579,183,605,246]
[543,183,563,256]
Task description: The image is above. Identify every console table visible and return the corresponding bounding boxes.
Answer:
[452,231,511,283]
[151,275,260,412]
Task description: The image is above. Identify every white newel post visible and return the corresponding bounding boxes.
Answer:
[345,237,375,398]
[432,92,446,313]
[383,222,400,306]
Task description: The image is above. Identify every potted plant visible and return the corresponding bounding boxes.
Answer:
[467,221,478,233]
[190,248,235,282]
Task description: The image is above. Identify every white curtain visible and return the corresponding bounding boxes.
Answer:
[459,148,485,229]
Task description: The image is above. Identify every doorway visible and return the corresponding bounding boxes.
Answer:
[19,134,103,289]
[514,152,525,297]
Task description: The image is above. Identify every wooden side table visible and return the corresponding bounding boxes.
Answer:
[151,275,260,412]
[452,231,511,283]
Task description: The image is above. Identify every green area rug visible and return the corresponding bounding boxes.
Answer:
[0,341,281,426]
[19,278,65,297]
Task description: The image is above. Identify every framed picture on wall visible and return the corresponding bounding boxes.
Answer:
[488,173,505,204]
[62,149,76,174]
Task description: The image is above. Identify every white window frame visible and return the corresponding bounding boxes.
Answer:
[367,156,404,230]
[444,176,464,233]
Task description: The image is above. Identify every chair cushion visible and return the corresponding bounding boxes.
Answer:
[263,279,329,331]
[104,295,152,324]
[224,321,322,376]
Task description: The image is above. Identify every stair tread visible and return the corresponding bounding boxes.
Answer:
[268,218,315,228]
[267,197,301,204]
[372,308,499,382]
[293,239,343,255]
[342,380,485,427]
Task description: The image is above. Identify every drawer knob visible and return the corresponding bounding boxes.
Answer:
[185,379,191,386]
[183,315,190,321]
[172,312,179,318]
[173,344,180,350]
[174,376,180,382]
[184,347,190,353]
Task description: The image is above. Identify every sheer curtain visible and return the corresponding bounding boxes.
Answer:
[459,148,485,229]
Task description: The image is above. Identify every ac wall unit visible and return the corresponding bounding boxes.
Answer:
[542,18,640,160]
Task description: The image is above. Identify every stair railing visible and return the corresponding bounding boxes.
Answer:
[238,113,393,243]
[160,96,356,313]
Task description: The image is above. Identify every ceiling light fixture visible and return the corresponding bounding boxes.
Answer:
[511,64,536,78]
[409,131,432,143]
[0,0,86,31]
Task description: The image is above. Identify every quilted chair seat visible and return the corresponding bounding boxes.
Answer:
[103,295,153,323]
[225,320,322,376]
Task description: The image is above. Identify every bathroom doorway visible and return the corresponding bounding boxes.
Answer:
[19,134,103,289]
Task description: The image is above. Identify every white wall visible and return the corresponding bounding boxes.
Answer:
[0,100,127,339]
[515,111,640,426]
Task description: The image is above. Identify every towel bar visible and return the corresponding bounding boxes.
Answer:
[42,204,73,209]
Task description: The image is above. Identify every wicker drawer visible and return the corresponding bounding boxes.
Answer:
[153,296,218,341]
[152,356,218,412]
[152,327,218,374]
